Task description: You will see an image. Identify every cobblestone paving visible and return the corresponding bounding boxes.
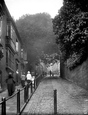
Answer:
[22,76,88,115]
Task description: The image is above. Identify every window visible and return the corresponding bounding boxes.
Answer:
[6,24,9,36]
[0,17,2,37]
[11,25,13,38]
[10,25,16,51]
[16,61,18,72]
[6,23,16,51]
[21,49,23,58]
[11,40,16,51]
[6,48,14,70]
[16,39,19,52]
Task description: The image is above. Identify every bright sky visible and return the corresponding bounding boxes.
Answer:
[5,0,63,20]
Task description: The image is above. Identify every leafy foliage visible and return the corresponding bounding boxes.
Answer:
[53,0,88,70]
[53,0,80,59]
[16,13,58,71]
[64,0,88,12]
[41,53,59,64]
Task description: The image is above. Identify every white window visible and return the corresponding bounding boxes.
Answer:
[21,49,23,58]
[11,25,13,38]
[16,39,19,52]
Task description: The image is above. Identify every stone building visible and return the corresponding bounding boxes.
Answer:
[0,0,27,90]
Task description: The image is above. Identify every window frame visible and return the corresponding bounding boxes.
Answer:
[6,47,14,70]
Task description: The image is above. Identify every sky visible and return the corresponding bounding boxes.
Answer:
[5,0,63,20]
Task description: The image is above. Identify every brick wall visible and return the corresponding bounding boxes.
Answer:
[64,59,88,90]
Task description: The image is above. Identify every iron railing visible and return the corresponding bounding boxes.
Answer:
[0,73,45,115]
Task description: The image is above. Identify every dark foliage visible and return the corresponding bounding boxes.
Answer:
[53,0,88,70]
[64,0,88,12]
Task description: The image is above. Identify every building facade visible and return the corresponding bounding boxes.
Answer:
[0,1,27,89]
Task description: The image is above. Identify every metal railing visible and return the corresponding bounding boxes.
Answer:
[0,73,45,115]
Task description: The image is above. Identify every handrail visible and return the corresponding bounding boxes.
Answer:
[6,91,17,101]
[0,73,45,115]
[34,74,41,80]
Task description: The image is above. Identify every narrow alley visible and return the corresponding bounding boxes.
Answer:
[22,75,88,115]
[1,0,88,115]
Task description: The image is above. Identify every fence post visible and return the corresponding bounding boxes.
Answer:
[17,89,20,115]
[31,82,33,94]
[1,97,6,115]
[24,86,26,102]
[54,89,57,115]
[27,84,29,99]
[34,79,36,89]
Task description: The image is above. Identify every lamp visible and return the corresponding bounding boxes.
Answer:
[0,44,3,60]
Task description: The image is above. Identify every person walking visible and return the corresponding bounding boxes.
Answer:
[50,70,52,77]
[26,71,32,84]
[31,75,35,88]
[6,72,15,96]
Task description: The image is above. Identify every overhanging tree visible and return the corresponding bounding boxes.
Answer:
[53,0,88,70]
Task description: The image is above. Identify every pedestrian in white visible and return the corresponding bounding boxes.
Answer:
[26,71,32,84]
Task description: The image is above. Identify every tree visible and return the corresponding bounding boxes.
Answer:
[53,0,80,59]
[65,0,88,12]
[53,0,88,69]
[41,53,60,65]
[16,13,58,71]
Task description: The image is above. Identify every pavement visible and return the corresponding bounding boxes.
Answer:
[0,84,25,114]
[0,85,22,100]
[22,75,88,115]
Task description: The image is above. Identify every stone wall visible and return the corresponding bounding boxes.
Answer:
[64,59,88,90]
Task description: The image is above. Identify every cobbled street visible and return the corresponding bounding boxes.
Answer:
[22,76,88,115]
